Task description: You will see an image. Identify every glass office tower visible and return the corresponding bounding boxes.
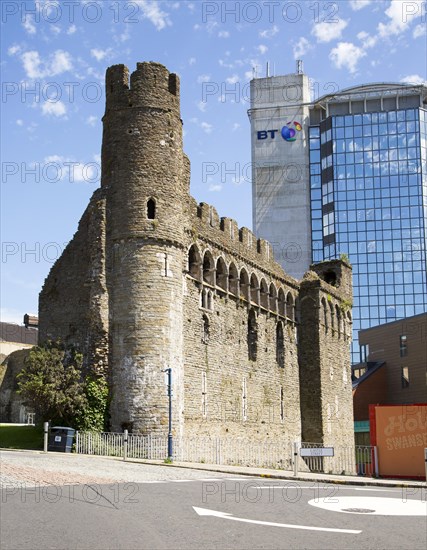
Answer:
[308,84,427,362]
[251,77,427,363]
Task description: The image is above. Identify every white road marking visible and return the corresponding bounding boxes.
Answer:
[308,496,427,516]
[193,506,362,534]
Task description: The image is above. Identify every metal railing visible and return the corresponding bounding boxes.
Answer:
[76,432,377,477]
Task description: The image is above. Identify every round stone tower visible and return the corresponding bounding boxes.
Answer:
[102,62,189,434]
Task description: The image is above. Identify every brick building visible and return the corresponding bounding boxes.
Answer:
[38,62,355,464]
[352,312,427,443]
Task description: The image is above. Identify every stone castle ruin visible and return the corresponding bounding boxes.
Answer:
[39,62,355,457]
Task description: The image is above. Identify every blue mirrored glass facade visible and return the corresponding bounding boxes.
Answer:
[310,105,427,362]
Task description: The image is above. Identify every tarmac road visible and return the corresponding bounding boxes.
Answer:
[1,451,426,550]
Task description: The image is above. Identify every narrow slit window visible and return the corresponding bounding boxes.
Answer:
[242,377,247,421]
[401,366,409,388]
[280,386,284,422]
[147,198,156,219]
[202,372,207,417]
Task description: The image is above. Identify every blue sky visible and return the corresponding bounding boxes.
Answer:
[1,0,426,324]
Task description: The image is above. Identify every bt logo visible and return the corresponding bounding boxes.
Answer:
[257,121,302,142]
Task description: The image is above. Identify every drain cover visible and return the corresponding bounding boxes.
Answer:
[342,508,375,513]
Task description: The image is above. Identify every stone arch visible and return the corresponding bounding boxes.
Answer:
[335,304,342,337]
[247,308,257,361]
[250,273,259,305]
[269,283,277,313]
[228,262,239,296]
[188,244,201,281]
[260,278,269,309]
[321,297,328,332]
[278,288,286,317]
[202,250,215,285]
[239,268,250,301]
[285,292,295,322]
[216,256,228,292]
[276,321,284,368]
[329,301,335,332]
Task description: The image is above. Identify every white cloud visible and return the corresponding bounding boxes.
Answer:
[51,25,61,35]
[8,45,21,56]
[293,37,311,59]
[232,123,240,131]
[259,25,279,38]
[197,100,207,113]
[377,0,424,38]
[400,74,427,85]
[200,122,213,134]
[218,31,229,38]
[189,57,196,65]
[23,14,36,35]
[133,0,172,30]
[349,0,372,10]
[312,19,348,43]
[21,50,72,79]
[357,31,377,49]
[90,48,112,62]
[226,74,239,85]
[329,42,366,73]
[41,101,67,117]
[257,44,268,55]
[42,155,99,182]
[16,119,24,126]
[67,24,77,35]
[209,183,222,192]
[413,24,425,39]
[197,74,211,83]
[86,116,98,127]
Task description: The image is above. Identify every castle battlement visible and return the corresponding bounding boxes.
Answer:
[105,61,180,113]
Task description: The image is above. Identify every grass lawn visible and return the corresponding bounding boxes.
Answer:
[0,424,44,450]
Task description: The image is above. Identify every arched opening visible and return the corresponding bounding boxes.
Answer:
[321,298,328,332]
[324,270,337,286]
[329,301,335,332]
[229,262,239,296]
[216,257,228,292]
[202,251,215,285]
[285,293,295,322]
[247,309,257,361]
[188,244,201,281]
[335,304,342,337]
[260,279,269,309]
[276,321,284,368]
[239,268,250,301]
[250,274,259,305]
[278,288,286,317]
[269,283,277,313]
[147,198,156,219]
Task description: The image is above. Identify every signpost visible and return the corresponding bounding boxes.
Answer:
[300,447,334,458]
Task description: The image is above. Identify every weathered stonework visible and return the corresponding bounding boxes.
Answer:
[39,62,355,460]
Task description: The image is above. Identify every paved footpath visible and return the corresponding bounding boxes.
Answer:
[1,449,425,488]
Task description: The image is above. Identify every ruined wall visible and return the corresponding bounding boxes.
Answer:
[38,188,109,375]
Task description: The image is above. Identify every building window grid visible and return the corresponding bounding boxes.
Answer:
[310,108,426,362]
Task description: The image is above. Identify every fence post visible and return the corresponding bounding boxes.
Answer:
[123,430,128,462]
[293,441,299,476]
[75,431,79,454]
[373,445,379,477]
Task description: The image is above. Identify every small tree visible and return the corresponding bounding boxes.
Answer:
[17,341,87,426]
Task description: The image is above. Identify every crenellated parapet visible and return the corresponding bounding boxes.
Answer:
[105,62,180,114]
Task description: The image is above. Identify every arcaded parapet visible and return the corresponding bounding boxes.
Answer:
[39,189,109,375]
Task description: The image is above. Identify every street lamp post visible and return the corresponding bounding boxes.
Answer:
[164,368,173,461]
